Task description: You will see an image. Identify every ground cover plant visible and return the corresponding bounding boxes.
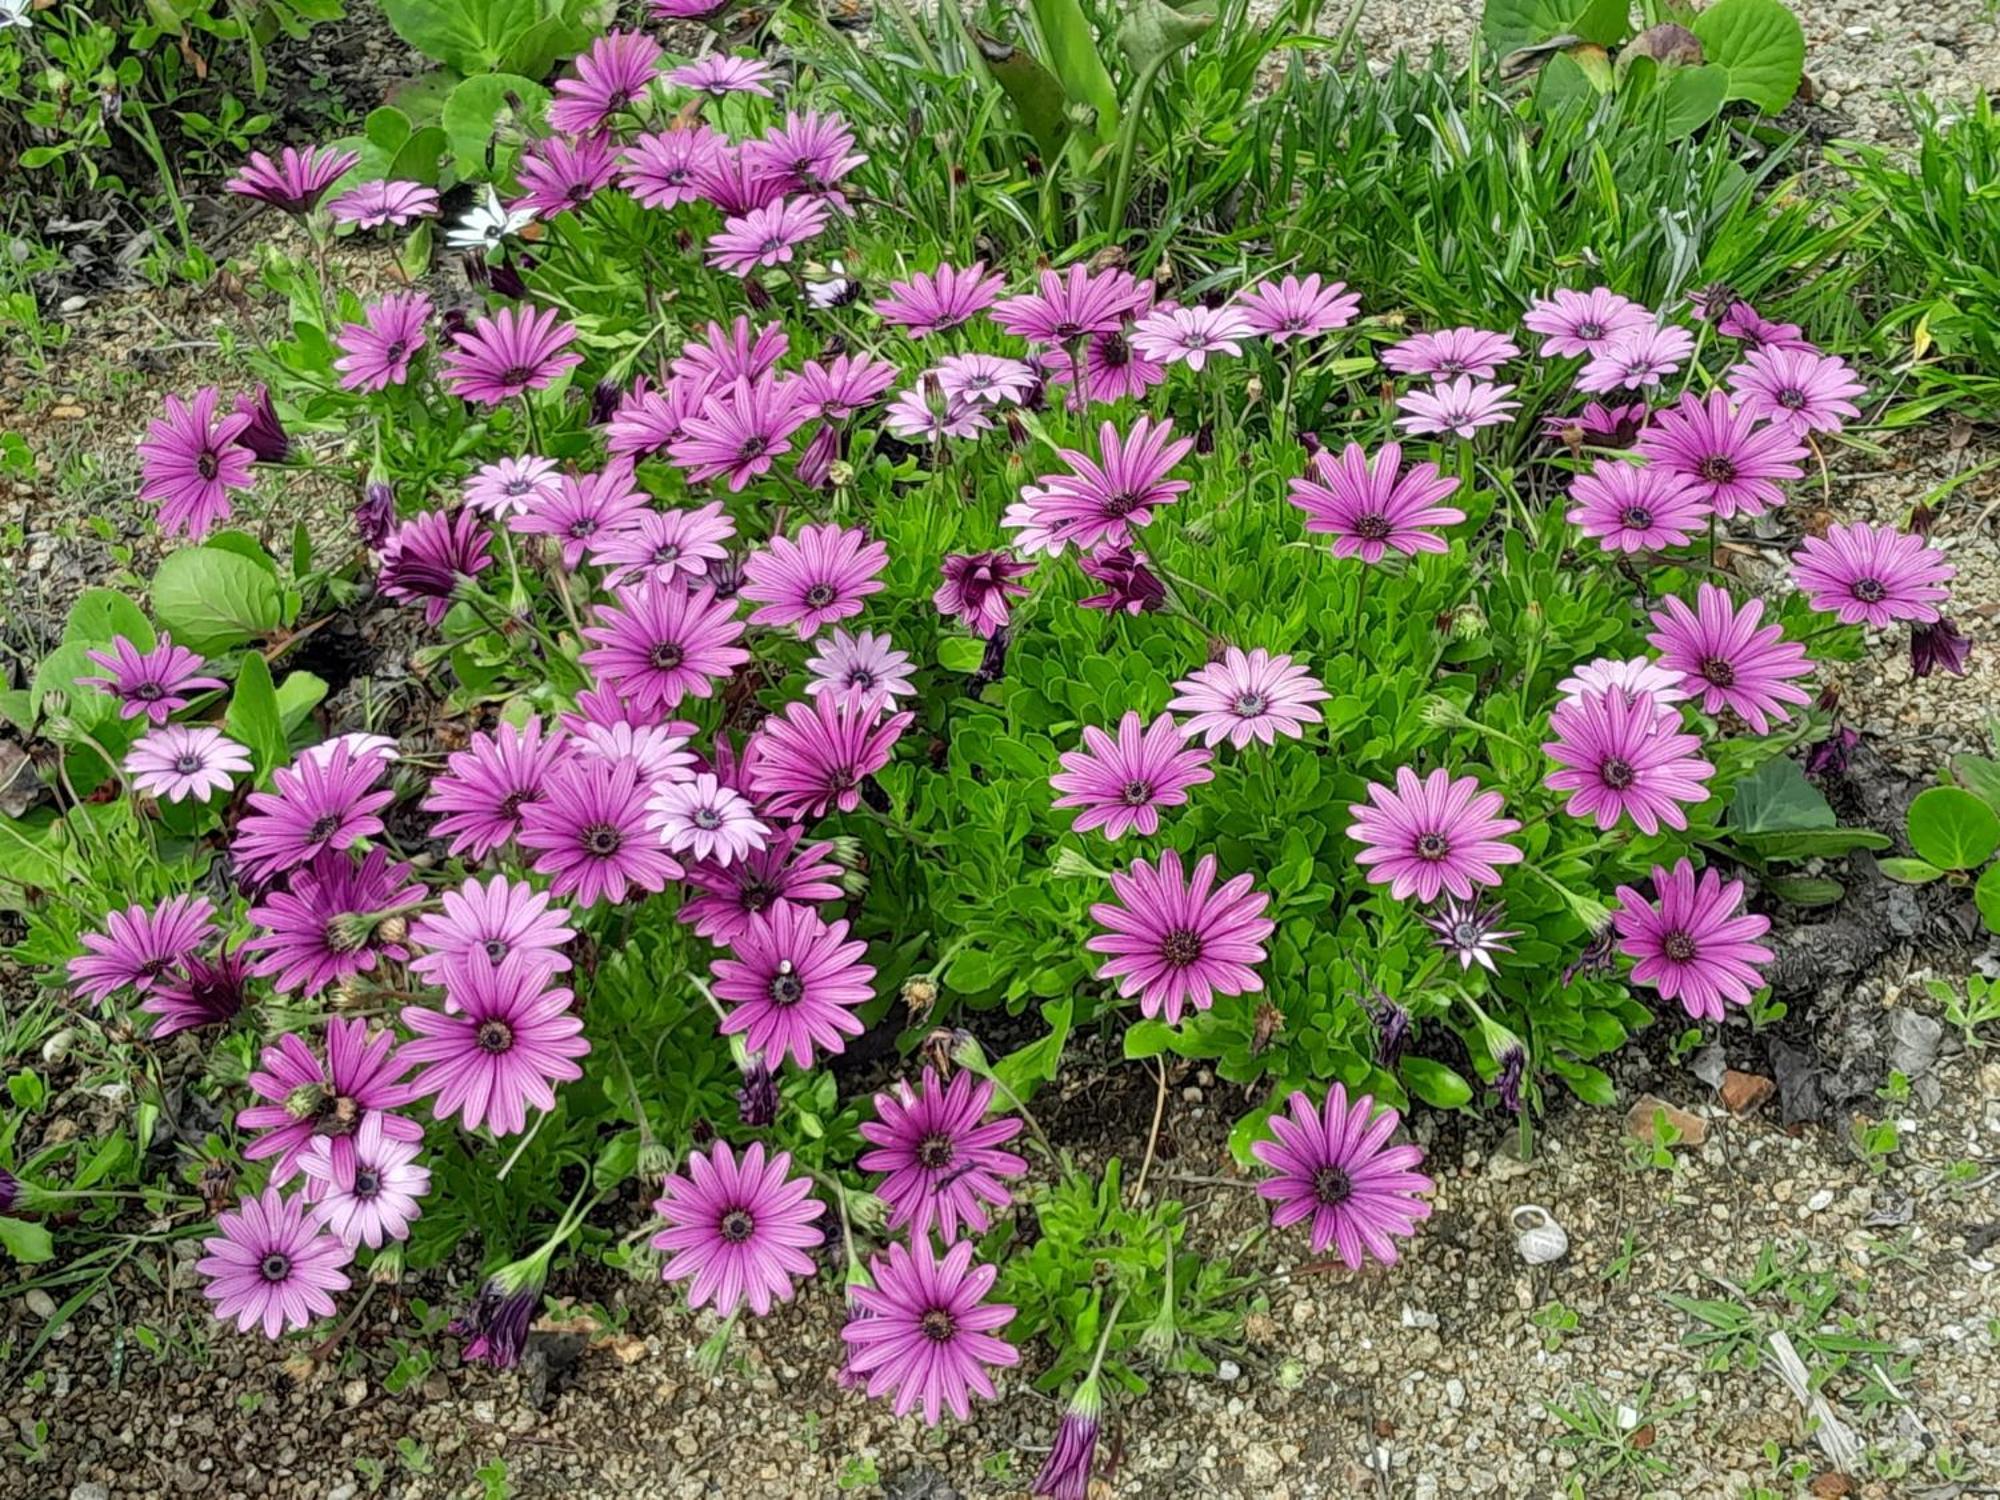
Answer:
[1,0,1977,1493]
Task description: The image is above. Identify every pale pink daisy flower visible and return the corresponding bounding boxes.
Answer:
[668,55,777,97]
[1575,323,1695,392]
[1394,378,1520,439]
[300,1113,430,1249]
[706,196,830,275]
[1013,416,1193,551]
[1238,274,1360,341]
[1555,656,1690,706]
[327,179,439,228]
[647,772,770,866]
[1565,458,1711,553]
[804,629,916,704]
[125,724,251,803]
[1130,303,1256,371]
[1168,647,1329,749]
[510,461,651,569]
[872,261,1007,337]
[408,874,574,987]
[589,502,736,588]
[1543,689,1715,835]
[712,901,875,1069]
[1726,347,1866,438]
[1636,390,1806,520]
[464,455,560,518]
[1521,288,1653,357]
[934,353,1037,408]
[1382,326,1520,381]
[1791,522,1954,628]
[197,1187,352,1339]
[1347,768,1523,903]
[884,386,992,441]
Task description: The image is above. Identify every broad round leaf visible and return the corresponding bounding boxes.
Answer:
[1977,863,2000,936]
[1906,786,2000,872]
[151,547,284,654]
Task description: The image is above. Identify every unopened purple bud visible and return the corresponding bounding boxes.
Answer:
[488,256,532,300]
[1367,988,1411,1069]
[0,1167,17,1215]
[589,379,622,427]
[1560,930,1618,987]
[1078,545,1166,616]
[232,385,290,464]
[1493,1046,1526,1115]
[736,1059,778,1127]
[356,481,396,551]
[452,1256,548,1370]
[795,423,839,491]
[1033,1377,1103,1499]
[1910,617,1971,679]
[1804,724,1861,779]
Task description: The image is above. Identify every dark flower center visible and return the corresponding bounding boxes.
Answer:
[650,641,686,671]
[1352,513,1392,541]
[569,517,598,538]
[1233,692,1268,718]
[1599,757,1636,790]
[1097,332,1131,369]
[739,879,774,914]
[476,1019,514,1053]
[260,1252,292,1282]
[1577,321,1603,341]
[1662,931,1698,963]
[197,450,221,481]
[1312,1165,1353,1207]
[1160,928,1204,967]
[484,938,509,962]
[848,669,876,690]
[317,1093,362,1137]
[1852,578,1886,603]
[1700,655,1735,687]
[385,340,407,362]
[1119,779,1153,806]
[353,1167,382,1199]
[497,788,538,820]
[1778,388,1806,410]
[136,680,166,700]
[583,823,623,857]
[505,477,533,496]
[1101,490,1141,518]
[1698,454,1736,485]
[768,961,804,1005]
[916,1133,956,1171]
[919,1307,957,1343]
[719,1207,755,1243]
[803,583,838,609]
[500,365,534,388]
[174,753,203,774]
[739,436,769,459]
[693,807,723,830]
[653,543,681,564]
[307,813,342,842]
[1415,832,1450,861]
[760,234,788,253]
[1621,506,1654,531]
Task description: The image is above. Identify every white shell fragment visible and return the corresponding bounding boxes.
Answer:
[1511,1204,1569,1265]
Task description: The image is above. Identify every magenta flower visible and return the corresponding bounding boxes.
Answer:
[1383,326,1520,380]
[1346,767,1523,903]
[232,385,290,464]
[1047,327,1169,408]
[842,1238,1020,1424]
[1168,647,1329,749]
[570,717,697,782]
[548,29,663,134]
[1251,1085,1433,1268]
[1613,858,1774,1020]
[1647,583,1813,733]
[464,454,560,518]
[619,123,723,209]
[125,724,250,803]
[1727,347,1866,438]
[512,133,621,218]
[409,874,574,987]
[198,1187,353,1338]
[1564,458,1711,553]
[652,1140,825,1316]
[873,261,1007,336]
[327,179,438,228]
[992,263,1151,345]
[793,354,899,422]
[805,628,916,704]
[1131,303,1256,371]
[333,291,430,392]
[935,550,1034,639]
[606,377,714,461]
[1576,323,1695,392]
[668,54,777,97]
[1543,399,1651,449]
[1636,390,1806,519]
[244,847,422,997]
[1078,544,1167,615]
[885,385,993,441]
[1035,1383,1105,1500]
[232,741,393,885]
[1521,288,1652,358]
[668,375,811,491]
[140,948,251,1039]
[440,305,583,406]
[859,1067,1025,1241]
[378,507,493,625]
[688,141,788,215]
[707,195,829,274]
[516,757,682,908]
[1087,848,1273,1025]
[742,523,888,638]
[1791,521,1954,627]
[138,387,255,540]
[1912,617,1973,678]
[423,716,568,859]
[67,894,216,1006]
[590,503,735,589]
[1543,689,1714,834]
[750,692,914,821]
[226,144,357,213]
[679,317,790,385]
[1239,273,1360,342]
[1014,416,1192,552]
[300,1112,430,1250]
[238,1017,421,1185]
[1287,440,1464,562]
[79,633,222,724]
[1717,299,1815,352]
[746,109,866,201]
[1050,711,1213,840]
[713,901,875,1069]
[511,460,650,568]
[647,772,770,865]
[401,957,588,1136]
[1394,377,1519,439]
[580,582,749,709]
[679,827,843,946]
[935,353,1037,408]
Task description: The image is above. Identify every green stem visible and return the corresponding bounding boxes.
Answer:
[1105,53,1171,238]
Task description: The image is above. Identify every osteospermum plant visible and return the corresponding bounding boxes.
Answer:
[0,13,1933,1488]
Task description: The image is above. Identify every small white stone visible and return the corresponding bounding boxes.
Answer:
[25,1290,57,1319]
[1445,1378,1466,1409]
[1217,1360,1241,1382]
[1806,1188,1836,1213]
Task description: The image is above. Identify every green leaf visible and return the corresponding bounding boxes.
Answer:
[1876,857,1944,886]
[364,104,413,159]
[1908,786,2000,871]
[1733,828,1891,862]
[379,0,536,74]
[275,671,329,737]
[937,636,987,675]
[388,125,450,186]
[1399,1057,1472,1109]
[1029,0,1120,143]
[1976,863,2000,935]
[1952,754,2000,816]
[977,34,1072,162]
[1763,874,1845,906]
[224,653,287,777]
[993,998,1072,1101]
[0,1216,54,1264]
[1123,1019,1181,1060]
[1654,62,1730,139]
[442,74,550,178]
[1117,0,1215,75]
[152,547,284,653]
[1480,0,1632,60]
[1689,0,1804,113]
[62,588,155,652]
[1730,756,1834,833]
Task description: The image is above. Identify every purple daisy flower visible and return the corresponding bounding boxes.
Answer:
[1168,648,1329,749]
[647,772,770,866]
[1727,347,1866,438]
[198,1187,353,1339]
[333,291,430,392]
[140,947,251,1039]
[706,195,829,275]
[510,133,620,219]
[1717,299,1816,353]
[873,261,1007,336]
[934,353,1037,409]
[1636,390,1807,520]
[1045,327,1170,409]
[992,263,1151,346]
[1646,583,1813,733]
[1382,326,1520,380]
[1421,895,1520,974]
[125,723,251,802]
[1287,440,1464,562]
[67,894,216,1006]
[1013,416,1192,553]
[1130,303,1256,371]
[78,633,223,725]
[589,502,735,589]
[677,316,789,385]
[580,582,750,710]
[1086,848,1274,1025]
[1238,273,1360,342]
[244,847,422,997]
[1791,521,1953,628]
[842,1238,1020,1424]
[238,1017,421,1185]
[225,144,358,213]
[1521,288,1653,358]
[606,377,716,461]
[300,1111,429,1250]
[1575,323,1695,393]
[679,827,844,946]
[1394,377,1519,439]
[1346,768,1523,904]
[1050,711,1214,840]
[510,461,650,569]
[137,388,255,540]
[409,874,574,988]
[745,109,867,202]
[423,716,569,859]
[742,523,889,638]
[713,901,875,1069]
[885,384,993,442]
[1250,1084,1433,1268]
[651,1140,825,1316]
[793,353,900,422]
[378,507,494,626]
[1613,858,1774,1020]
[805,628,916,704]
[232,741,394,885]
[440,305,584,406]
[464,454,560,518]
[327,179,439,228]
[619,122,724,209]
[668,54,777,97]
[1565,458,1711,554]
[858,1067,1025,1241]
[548,29,663,134]
[687,140,789,216]
[935,551,1035,639]
[668,374,811,492]
[1078,544,1167,615]
[1543,689,1715,835]
[517,757,682,909]
[749,692,915,821]
[401,956,589,1136]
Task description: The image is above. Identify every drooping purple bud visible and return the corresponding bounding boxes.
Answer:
[232,385,290,464]
[1493,1045,1526,1115]
[588,379,622,427]
[1910,616,1971,679]
[1078,545,1166,616]
[795,423,839,491]
[736,1058,778,1127]
[1804,723,1861,779]
[356,480,397,551]
[1366,988,1411,1069]
[1033,1377,1104,1499]
[1560,929,1618,987]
